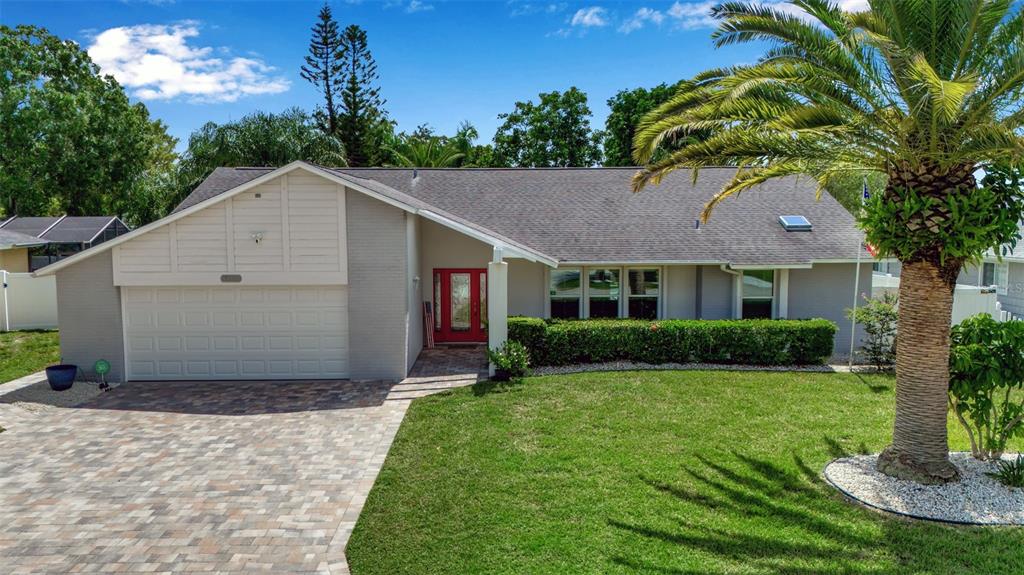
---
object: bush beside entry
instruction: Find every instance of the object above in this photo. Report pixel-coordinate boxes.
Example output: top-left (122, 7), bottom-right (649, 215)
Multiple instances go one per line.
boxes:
top-left (949, 314), bottom-right (1024, 461)
top-left (509, 317), bottom-right (837, 367)
top-left (487, 340), bottom-right (530, 381)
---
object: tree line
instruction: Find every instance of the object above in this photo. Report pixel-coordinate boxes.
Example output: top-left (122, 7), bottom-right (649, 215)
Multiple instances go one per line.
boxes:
top-left (1, 6), bottom-right (693, 227)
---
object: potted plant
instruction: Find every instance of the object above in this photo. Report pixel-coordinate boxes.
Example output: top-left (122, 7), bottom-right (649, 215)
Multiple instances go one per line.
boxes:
top-left (487, 340), bottom-right (530, 382)
top-left (45, 364), bottom-right (77, 391)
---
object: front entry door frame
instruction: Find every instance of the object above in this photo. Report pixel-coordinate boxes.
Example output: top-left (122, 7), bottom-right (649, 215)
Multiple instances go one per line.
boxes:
top-left (434, 268), bottom-right (487, 343)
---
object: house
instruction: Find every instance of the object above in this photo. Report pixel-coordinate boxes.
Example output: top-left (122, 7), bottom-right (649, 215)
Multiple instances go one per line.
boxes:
top-left (0, 228), bottom-right (48, 273)
top-left (958, 225), bottom-right (1024, 318)
top-left (0, 215), bottom-right (130, 271)
top-left (35, 161), bottom-right (870, 382)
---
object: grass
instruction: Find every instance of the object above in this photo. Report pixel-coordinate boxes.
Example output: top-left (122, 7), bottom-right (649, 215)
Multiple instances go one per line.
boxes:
top-left (347, 370), bottom-right (1024, 575)
top-left (0, 330), bottom-right (59, 384)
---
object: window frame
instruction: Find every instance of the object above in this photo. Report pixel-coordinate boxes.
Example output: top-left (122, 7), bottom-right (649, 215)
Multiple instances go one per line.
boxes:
top-left (546, 266), bottom-right (664, 320)
top-left (741, 269), bottom-right (776, 319)
top-left (548, 267), bottom-right (583, 319)
top-left (585, 267), bottom-right (622, 319)
top-left (625, 267), bottom-right (661, 320)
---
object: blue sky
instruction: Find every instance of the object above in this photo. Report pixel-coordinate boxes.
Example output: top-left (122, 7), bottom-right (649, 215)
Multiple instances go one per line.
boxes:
top-left (2, 1), bottom-right (788, 151)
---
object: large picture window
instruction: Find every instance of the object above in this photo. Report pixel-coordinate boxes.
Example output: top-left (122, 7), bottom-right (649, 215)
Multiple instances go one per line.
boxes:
top-left (742, 270), bottom-right (774, 319)
top-left (587, 268), bottom-right (620, 318)
top-left (627, 269), bottom-right (660, 319)
top-left (550, 268), bottom-right (581, 319)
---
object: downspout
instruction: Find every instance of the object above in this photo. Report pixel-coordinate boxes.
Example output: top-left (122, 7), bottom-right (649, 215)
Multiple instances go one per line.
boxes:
top-left (2, 270), bottom-right (8, 332)
top-left (720, 264), bottom-right (743, 319)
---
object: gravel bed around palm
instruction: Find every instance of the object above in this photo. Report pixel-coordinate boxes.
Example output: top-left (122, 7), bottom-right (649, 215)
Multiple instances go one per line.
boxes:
top-left (824, 452), bottom-right (1024, 525)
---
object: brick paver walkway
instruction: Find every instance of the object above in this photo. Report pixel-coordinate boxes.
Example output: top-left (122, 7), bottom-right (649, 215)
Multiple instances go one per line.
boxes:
top-left (0, 346), bottom-right (486, 575)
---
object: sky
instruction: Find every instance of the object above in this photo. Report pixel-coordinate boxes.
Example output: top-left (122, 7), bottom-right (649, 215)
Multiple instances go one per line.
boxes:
top-left (1, 1), bottom-right (849, 152)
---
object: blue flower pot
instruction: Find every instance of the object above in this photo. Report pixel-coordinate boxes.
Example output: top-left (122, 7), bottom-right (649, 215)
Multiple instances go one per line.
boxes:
top-left (45, 365), bottom-right (77, 391)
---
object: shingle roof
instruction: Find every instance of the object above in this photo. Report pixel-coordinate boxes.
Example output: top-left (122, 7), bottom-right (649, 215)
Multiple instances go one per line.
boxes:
top-left (0, 229), bottom-right (48, 249)
top-left (0, 216), bottom-right (63, 237)
top-left (0, 216), bottom-right (122, 243)
top-left (175, 166), bottom-right (867, 266)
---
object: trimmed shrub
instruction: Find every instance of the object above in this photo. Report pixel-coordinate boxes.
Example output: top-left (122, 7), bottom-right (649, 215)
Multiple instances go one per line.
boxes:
top-left (508, 316), bottom-right (548, 363)
top-left (507, 318), bottom-right (837, 367)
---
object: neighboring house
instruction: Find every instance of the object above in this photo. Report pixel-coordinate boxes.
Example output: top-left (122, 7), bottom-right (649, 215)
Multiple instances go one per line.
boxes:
top-left (0, 215), bottom-right (130, 271)
top-left (0, 228), bottom-right (48, 272)
top-left (36, 161), bottom-right (870, 382)
top-left (959, 224), bottom-right (1024, 318)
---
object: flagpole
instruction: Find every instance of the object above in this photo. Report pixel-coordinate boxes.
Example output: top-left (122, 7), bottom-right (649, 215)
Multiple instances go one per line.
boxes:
top-left (848, 176), bottom-right (868, 368)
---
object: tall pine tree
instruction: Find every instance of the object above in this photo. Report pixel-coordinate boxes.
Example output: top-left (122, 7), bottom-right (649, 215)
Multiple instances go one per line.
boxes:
top-left (337, 25), bottom-right (387, 167)
top-left (300, 4), bottom-right (343, 137)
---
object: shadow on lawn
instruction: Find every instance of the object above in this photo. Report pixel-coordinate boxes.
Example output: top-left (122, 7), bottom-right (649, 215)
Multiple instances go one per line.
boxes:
top-left (607, 447), bottom-right (999, 575)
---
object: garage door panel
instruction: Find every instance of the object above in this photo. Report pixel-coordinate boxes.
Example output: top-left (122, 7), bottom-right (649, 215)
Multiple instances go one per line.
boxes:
top-left (124, 286), bottom-right (349, 381)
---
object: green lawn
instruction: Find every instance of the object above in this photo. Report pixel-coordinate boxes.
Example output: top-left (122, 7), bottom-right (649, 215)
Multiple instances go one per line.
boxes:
top-left (0, 330), bottom-right (60, 384)
top-left (347, 370), bottom-right (1024, 575)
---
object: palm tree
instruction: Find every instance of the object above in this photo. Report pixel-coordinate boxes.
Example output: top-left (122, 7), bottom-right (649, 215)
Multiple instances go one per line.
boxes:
top-left (386, 137), bottom-right (465, 168)
top-left (633, 0), bottom-right (1024, 484)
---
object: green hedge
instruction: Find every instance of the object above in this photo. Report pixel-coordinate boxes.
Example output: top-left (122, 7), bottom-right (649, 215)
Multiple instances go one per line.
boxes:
top-left (508, 317), bottom-right (837, 366)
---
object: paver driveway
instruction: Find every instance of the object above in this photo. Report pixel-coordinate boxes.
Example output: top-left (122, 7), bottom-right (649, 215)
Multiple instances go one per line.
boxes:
top-left (0, 347), bottom-right (486, 575)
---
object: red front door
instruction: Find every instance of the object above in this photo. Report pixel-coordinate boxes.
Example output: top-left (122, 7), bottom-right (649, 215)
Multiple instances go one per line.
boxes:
top-left (433, 269), bottom-right (487, 343)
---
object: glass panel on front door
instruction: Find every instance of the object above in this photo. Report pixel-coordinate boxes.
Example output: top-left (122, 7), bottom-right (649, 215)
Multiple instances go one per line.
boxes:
top-left (450, 273), bottom-right (471, 332)
top-left (434, 269), bottom-right (488, 342)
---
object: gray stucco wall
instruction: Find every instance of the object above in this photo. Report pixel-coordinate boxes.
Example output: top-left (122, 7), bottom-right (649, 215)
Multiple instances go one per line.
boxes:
top-left (788, 262), bottom-right (871, 356)
top-left (55, 250), bottom-right (125, 381)
top-left (418, 218), bottom-right (546, 317)
top-left (698, 265), bottom-right (734, 319)
top-left (958, 263), bottom-right (983, 286)
top-left (508, 260), bottom-right (546, 317)
top-left (347, 189), bottom-right (410, 381)
top-left (665, 265), bottom-right (697, 319)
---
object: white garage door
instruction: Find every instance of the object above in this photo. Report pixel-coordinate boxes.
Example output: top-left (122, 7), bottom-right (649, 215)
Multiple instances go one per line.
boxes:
top-left (123, 286), bottom-right (348, 381)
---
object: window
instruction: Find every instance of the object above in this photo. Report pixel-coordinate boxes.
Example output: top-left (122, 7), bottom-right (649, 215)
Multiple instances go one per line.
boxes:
top-left (587, 268), bottom-right (620, 318)
top-left (627, 269), bottom-right (660, 319)
top-left (742, 270), bottom-right (774, 319)
top-left (480, 273), bottom-right (487, 330)
top-left (550, 268), bottom-right (581, 319)
top-left (983, 262), bottom-right (995, 286)
top-left (433, 272), bottom-right (441, 331)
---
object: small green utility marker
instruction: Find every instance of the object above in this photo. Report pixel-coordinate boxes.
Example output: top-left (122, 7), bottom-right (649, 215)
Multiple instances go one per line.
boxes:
top-left (94, 359), bottom-right (111, 390)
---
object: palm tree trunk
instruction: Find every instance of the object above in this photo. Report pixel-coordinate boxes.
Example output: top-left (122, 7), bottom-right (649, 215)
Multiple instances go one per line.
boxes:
top-left (876, 260), bottom-right (959, 484)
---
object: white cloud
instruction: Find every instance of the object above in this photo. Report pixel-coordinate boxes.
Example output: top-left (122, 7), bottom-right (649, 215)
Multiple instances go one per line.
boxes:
top-left (619, 7), bottom-right (666, 34)
top-left (406, 0), bottom-right (434, 13)
top-left (666, 1), bottom-right (717, 29)
top-left (86, 22), bottom-right (289, 103)
top-left (509, 1), bottom-right (567, 17)
top-left (664, 0), bottom-right (870, 30)
top-left (570, 6), bottom-right (608, 27)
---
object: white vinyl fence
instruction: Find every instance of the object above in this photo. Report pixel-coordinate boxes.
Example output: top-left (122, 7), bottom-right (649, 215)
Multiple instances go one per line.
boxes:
top-left (871, 273), bottom-right (1005, 325)
top-left (951, 285), bottom-right (1001, 324)
top-left (1, 270), bottom-right (58, 331)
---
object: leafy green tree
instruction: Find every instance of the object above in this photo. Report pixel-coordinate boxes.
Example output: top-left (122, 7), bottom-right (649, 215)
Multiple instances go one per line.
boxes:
top-left (301, 3), bottom-right (344, 136)
top-left (337, 24), bottom-right (389, 166)
top-left (385, 137), bottom-right (464, 168)
top-left (824, 171), bottom-right (887, 214)
top-left (494, 87), bottom-right (602, 167)
top-left (603, 83), bottom-right (680, 166)
top-left (383, 121), bottom-right (498, 168)
top-left (173, 108), bottom-right (346, 209)
top-left (633, 0), bottom-right (1024, 484)
top-left (0, 25), bottom-right (176, 219)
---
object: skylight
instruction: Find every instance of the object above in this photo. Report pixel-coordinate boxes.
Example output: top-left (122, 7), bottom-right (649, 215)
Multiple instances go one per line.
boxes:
top-left (779, 215), bottom-right (812, 231)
